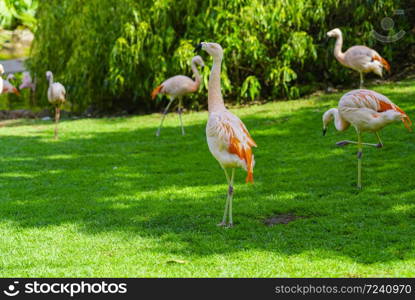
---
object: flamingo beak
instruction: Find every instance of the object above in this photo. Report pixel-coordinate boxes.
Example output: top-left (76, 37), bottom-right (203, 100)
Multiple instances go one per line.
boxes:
top-left (322, 128), bottom-right (327, 136)
top-left (194, 43), bottom-right (202, 53)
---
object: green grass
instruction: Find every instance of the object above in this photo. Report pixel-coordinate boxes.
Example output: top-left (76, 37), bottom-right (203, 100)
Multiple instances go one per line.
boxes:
top-left (1, 79), bottom-right (415, 277)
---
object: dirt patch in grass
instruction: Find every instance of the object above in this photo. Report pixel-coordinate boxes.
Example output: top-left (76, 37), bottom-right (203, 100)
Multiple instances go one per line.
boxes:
top-left (264, 214), bottom-right (303, 226)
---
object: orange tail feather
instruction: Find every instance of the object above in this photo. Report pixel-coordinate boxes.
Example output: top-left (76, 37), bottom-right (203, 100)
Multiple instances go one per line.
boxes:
top-left (392, 106), bottom-right (412, 131)
top-left (373, 55), bottom-right (390, 72)
top-left (246, 171), bottom-right (254, 183)
top-left (377, 100), bottom-right (412, 131)
top-left (381, 57), bottom-right (391, 72)
top-left (151, 85), bottom-right (163, 100)
top-left (229, 136), bottom-right (255, 183)
top-left (245, 147), bottom-right (254, 183)
top-left (13, 87), bottom-right (20, 96)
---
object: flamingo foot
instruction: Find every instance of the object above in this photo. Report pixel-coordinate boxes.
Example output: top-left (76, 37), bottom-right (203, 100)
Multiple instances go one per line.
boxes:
top-left (217, 221), bottom-right (227, 227)
top-left (227, 222), bottom-right (233, 228)
top-left (376, 143), bottom-right (383, 148)
top-left (336, 140), bottom-right (350, 147)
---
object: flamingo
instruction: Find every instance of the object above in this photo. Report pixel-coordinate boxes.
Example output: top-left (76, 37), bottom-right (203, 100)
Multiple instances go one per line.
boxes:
top-left (151, 55), bottom-right (205, 137)
top-left (322, 89), bottom-right (411, 189)
top-left (195, 42), bottom-right (257, 227)
top-left (2, 74), bottom-right (20, 96)
top-left (46, 71), bottom-right (66, 139)
top-left (19, 72), bottom-right (36, 92)
top-left (0, 64), bottom-right (4, 96)
top-left (327, 28), bottom-right (390, 88)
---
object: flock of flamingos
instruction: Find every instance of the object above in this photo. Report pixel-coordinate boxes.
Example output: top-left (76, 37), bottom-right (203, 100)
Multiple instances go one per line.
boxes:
top-left (0, 28), bottom-right (412, 227)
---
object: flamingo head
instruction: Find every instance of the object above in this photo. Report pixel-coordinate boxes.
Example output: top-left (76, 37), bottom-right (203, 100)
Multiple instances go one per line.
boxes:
top-left (195, 42), bottom-right (223, 60)
top-left (192, 55), bottom-right (205, 68)
top-left (46, 71), bottom-right (53, 81)
top-left (327, 28), bottom-right (341, 38)
top-left (7, 74), bottom-right (15, 81)
top-left (0, 64), bottom-right (4, 75)
top-left (322, 108), bottom-right (335, 136)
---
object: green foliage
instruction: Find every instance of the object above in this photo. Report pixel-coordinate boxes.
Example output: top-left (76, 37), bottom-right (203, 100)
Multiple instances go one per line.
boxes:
top-left (0, 0), bottom-right (37, 30)
top-left (28, 0), bottom-right (414, 113)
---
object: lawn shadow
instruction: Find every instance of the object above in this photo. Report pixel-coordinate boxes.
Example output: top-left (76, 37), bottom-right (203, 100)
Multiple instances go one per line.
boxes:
top-left (0, 87), bottom-right (415, 267)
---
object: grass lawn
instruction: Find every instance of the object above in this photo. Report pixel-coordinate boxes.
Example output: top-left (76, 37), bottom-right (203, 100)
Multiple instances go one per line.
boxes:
top-left (0, 79), bottom-right (415, 277)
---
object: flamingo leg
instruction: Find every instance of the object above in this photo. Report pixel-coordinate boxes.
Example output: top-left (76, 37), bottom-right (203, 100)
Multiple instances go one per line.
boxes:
top-left (336, 140), bottom-right (382, 148)
top-left (375, 132), bottom-right (383, 147)
top-left (359, 72), bottom-right (364, 89)
top-left (357, 131), bottom-right (363, 189)
top-left (218, 167), bottom-right (231, 227)
top-left (156, 97), bottom-right (174, 137)
top-left (228, 168), bottom-right (235, 227)
top-left (177, 97), bottom-right (185, 135)
top-left (54, 106), bottom-right (60, 140)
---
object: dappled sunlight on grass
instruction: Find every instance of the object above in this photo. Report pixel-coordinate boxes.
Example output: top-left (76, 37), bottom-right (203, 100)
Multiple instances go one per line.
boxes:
top-left (0, 79), bottom-right (414, 276)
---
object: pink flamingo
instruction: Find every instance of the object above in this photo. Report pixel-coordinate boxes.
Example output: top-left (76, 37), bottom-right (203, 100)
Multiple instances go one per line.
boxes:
top-left (151, 56), bottom-right (204, 136)
top-left (323, 89), bottom-right (411, 188)
top-left (46, 71), bottom-right (66, 139)
top-left (195, 42), bottom-right (257, 227)
top-left (19, 72), bottom-right (36, 92)
top-left (2, 74), bottom-right (20, 96)
top-left (327, 28), bottom-right (390, 88)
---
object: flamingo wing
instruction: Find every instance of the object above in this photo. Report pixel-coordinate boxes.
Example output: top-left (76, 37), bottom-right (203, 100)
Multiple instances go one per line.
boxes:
top-left (161, 75), bottom-right (196, 96)
top-left (207, 111), bottom-right (257, 183)
top-left (345, 90), bottom-right (412, 130)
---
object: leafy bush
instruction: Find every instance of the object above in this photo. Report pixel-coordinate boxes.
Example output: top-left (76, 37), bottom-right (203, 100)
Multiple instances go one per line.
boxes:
top-left (0, 0), bottom-right (37, 30)
top-left (28, 0), bottom-right (414, 113)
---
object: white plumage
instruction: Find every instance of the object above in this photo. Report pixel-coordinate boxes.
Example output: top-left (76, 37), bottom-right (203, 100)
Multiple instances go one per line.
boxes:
top-left (196, 42), bottom-right (256, 227)
top-left (323, 89), bottom-right (411, 188)
top-left (46, 71), bottom-right (66, 139)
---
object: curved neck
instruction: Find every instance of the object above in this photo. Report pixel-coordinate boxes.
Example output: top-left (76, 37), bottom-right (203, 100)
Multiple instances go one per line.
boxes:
top-left (191, 61), bottom-right (201, 88)
top-left (48, 74), bottom-right (54, 87)
top-left (333, 33), bottom-right (346, 64)
top-left (208, 56), bottom-right (226, 112)
top-left (326, 108), bottom-right (349, 131)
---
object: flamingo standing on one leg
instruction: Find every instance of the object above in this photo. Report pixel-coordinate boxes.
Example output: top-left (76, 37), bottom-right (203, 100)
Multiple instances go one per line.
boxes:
top-left (46, 71), bottom-right (66, 139)
top-left (195, 42), bottom-right (257, 227)
top-left (322, 89), bottom-right (411, 189)
top-left (327, 28), bottom-right (390, 88)
top-left (2, 74), bottom-right (20, 95)
top-left (151, 55), bottom-right (205, 137)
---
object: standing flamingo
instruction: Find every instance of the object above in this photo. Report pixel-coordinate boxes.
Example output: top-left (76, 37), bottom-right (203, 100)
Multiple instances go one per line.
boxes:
top-left (0, 64), bottom-right (3, 95)
top-left (2, 74), bottom-right (20, 95)
top-left (151, 55), bottom-right (205, 136)
top-left (46, 71), bottom-right (66, 139)
top-left (20, 72), bottom-right (37, 106)
top-left (195, 42), bottom-right (257, 227)
top-left (327, 28), bottom-right (390, 88)
top-left (322, 89), bottom-right (411, 189)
